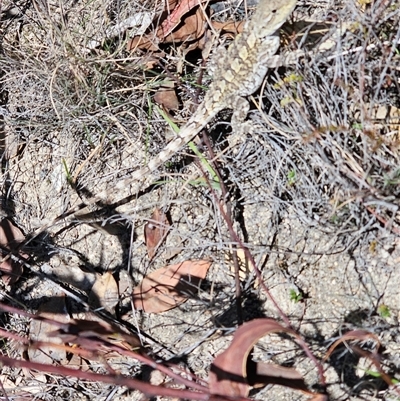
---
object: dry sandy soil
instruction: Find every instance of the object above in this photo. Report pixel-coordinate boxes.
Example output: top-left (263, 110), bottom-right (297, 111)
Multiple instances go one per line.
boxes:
top-left (0, 0), bottom-right (399, 400)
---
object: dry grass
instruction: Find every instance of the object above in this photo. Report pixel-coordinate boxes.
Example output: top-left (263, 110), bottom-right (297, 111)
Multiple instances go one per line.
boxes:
top-left (0, 0), bottom-right (399, 400)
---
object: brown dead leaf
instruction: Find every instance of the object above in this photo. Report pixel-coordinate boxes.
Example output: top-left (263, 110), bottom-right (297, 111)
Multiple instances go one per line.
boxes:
top-left (67, 353), bottom-right (91, 371)
top-left (49, 316), bottom-right (143, 353)
top-left (127, 0), bottom-right (206, 52)
top-left (0, 218), bottom-right (27, 285)
top-left (211, 20), bottom-right (244, 36)
top-left (127, 32), bottom-right (160, 52)
top-left (126, 0), bottom-right (177, 52)
top-left (154, 81), bottom-right (180, 112)
top-left (164, 7), bottom-right (205, 43)
top-left (126, 0), bottom-right (246, 66)
top-left (324, 330), bottom-right (381, 364)
top-left (323, 330), bottom-right (393, 388)
top-left (28, 294), bottom-right (70, 365)
top-left (132, 260), bottom-right (211, 313)
top-left (89, 271), bottom-right (119, 315)
top-left (159, 0), bottom-right (208, 38)
top-left (209, 319), bottom-right (320, 398)
top-left (145, 208), bottom-right (171, 260)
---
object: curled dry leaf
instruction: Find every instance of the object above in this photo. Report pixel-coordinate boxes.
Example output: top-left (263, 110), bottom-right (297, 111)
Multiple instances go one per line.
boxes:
top-left (160, 2), bottom-right (206, 43)
top-left (154, 81), bottom-right (180, 112)
top-left (145, 208), bottom-right (171, 260)
top-left (126, 0), bottom-right (246, 63)
top-left (89, 271), bottom-right (119, 315)
top-left (132, 260), bottom-right (211, 313)
top-left (158, 0), bottom-right (208, 38)
top-left (0, 218), bottom-right (27, 285)
top-left (209, 319), bottom-right (322, 398)
top-left (323, 330), bottom-right (392, 385)
top-left (49, 316), bottom-right (143, 353)
top-left (211, 20), bottom-right (244, 36)
top-left (127, 0), bottom-right (206, 52)
top-left (324, 329), bottom-right (381, 363)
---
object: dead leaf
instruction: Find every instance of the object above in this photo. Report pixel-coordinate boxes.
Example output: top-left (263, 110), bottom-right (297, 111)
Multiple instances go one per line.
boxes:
top-left (145, 208), bottom-right (171, 260)
top-left (209, 319), bottom-right (320, 398)
top-left (28, 294), bottom-right (70, 365)
top-left (211, 20), bottom-right (244, 35)
top-left (164, 7), bottom-right (205, 43)
top-left (0, 218), bottom-right (27, 285)
top-left (126, 0), bottom-right (245, 67)
top-left (126, 0), bottom-right (178, 52)
top-left (127, 0), bottom-right (206, 52)
top-left (154, 81), bottom-right (180, 112)
top-left (49, 316), bottom-right (142, 353)
top-left (158, 0), bottom-right (208, 38)
top-left (89, 271), bottom-right (119, 315)
top-left (132, 260), bottom-right (211, 313)
top-left (323, 330), bottom-right (394, 388)
top-left (324, 330), bottom-right (381, 363)
top-left (67, 353), bottom-right (91, 371)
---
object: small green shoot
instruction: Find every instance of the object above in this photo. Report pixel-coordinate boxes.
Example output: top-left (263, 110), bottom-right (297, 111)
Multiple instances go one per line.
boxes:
top-left (287, 169), bottom-right (296, 186)
top-left (330, 214), bottom-right (339, 224)
top-left (184, 177), bottom-right (221, 190)
top-left (289, 289), bottom-right (303, 303)
top-left (273, 73), bottom-right (303, 89)
top-left (83, 125), bottom-right (95, 148)
top-left (384, 168), bottom-right (400, 187)
top-left (377, 304), bottom-right (391, 319)
top-left (156, 105), bottom-right (220, 188)
top-left (352, 122), bottom-right (363, 130)
top-left (363, 369), bottom-right (399, 385)
top-left (62, 159), bottom-right (73, 185)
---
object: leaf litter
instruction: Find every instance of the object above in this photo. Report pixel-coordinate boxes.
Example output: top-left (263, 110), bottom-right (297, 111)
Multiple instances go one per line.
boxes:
top-left (144, 208), bottom-right (171, 260)
top-left (132, 260), bottom-right (211, 313)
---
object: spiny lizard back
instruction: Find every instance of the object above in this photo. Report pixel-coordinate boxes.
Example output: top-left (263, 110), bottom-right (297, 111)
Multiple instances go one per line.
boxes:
top-left (80, 0), bottom-right (297, 211)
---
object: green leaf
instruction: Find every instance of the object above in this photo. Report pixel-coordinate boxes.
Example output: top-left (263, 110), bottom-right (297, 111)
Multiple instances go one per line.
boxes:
top-left (287, 169), bottom-right (296, 186)
top-left (377, 304), bottom-right (391, 319)
top-left (62, 159), bottom-right (73, 184)
top-left (289, 289), bottom-right (303, 303)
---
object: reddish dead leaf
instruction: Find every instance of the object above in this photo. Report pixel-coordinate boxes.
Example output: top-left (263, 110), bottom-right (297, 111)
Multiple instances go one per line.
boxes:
top-left (132, 260), bottom-right (211, 313)
top-left (159, 0), bottom-right (208, 38)
top-left (209, 319), bottom-right (320, 398)
top-left (323, 330), bottom-right (395, 388)
top-left (144, 208), bottom-right (170, 260)
top-left (127, 0), bottom-right (206, 52)
top-left (164, 6), bottom-right (205, 45)
top-left (126, 0), bottom-right (177, 51)
top-left (126, 0), bottom-right (245, 60)
top-left (0, 218), bottom-right (27, 285)
top-left (89, 271), bottom-right (119, 315)
top-left (324, 330), bottom-right (381, 362)
top-left (49, 316), bottom-right (143, 353)
top-left (127, 31), bottom-right (159, 52)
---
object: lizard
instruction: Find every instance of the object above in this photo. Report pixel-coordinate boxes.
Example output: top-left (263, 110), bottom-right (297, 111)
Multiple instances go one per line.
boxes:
top-left (41, 0), bottom-right (298, 231)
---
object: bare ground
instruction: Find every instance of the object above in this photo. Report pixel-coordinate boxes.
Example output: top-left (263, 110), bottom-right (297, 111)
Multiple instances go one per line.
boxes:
top-left (0, 0), bottom-right (399, 400)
